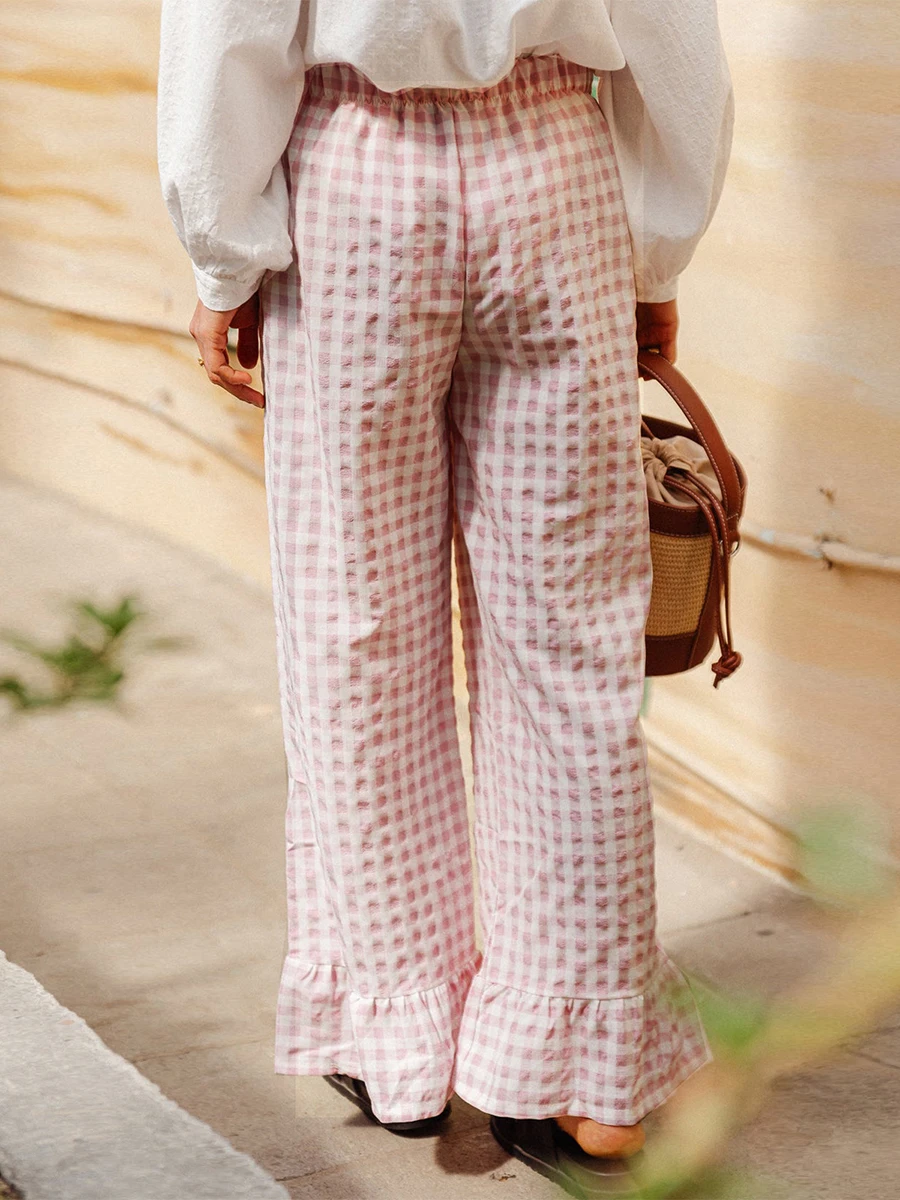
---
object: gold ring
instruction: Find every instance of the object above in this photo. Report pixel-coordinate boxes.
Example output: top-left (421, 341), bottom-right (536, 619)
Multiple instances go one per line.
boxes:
top-left (197, 358), bottom-right (205, 367)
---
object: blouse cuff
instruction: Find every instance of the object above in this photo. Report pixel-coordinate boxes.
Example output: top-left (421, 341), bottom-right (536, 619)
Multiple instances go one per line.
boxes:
top-left (192, 264), bottom-right (265, 313)
top-left (635, 275), bottom-right (680, 304)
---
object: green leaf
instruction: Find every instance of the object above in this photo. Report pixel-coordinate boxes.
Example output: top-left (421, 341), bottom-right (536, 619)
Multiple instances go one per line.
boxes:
top-left (0, 677), bottom-right (60, 710)
top-left (664, 1165), bottom-right (797, 1200)
top-left (689, 979), bottom-right (768, 1059)
top-left (794, 801), bottom-right (893, 907)
top-left (74, 595), bottom-right (144, 638)
top-left (33, 635), bottom-right (103, 676)
top-left (71, 662), bottom-right (125, 698)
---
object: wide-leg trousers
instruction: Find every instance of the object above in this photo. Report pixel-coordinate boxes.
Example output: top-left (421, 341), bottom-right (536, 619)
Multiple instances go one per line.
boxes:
top-left (258, 51), bottom-right (713, 1127)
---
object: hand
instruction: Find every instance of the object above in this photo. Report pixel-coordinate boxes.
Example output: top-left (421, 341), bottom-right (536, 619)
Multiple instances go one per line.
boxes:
top-left (636, 298), bottom-right (678, 365)
top-left (190, 294), bottom-right (264, 408)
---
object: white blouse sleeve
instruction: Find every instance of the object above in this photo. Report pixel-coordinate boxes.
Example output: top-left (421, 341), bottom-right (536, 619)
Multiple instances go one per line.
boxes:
top-left (156, 0), bottom-right (306, 311)
top-left (598, 0), bottom-right (735, 303)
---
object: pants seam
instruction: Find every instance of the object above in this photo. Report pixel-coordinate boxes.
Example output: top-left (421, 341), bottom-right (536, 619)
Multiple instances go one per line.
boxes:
top-left (474, 957), bottom-right (668, 1003)
top-left (284, 955), bottom-right (482, 1001)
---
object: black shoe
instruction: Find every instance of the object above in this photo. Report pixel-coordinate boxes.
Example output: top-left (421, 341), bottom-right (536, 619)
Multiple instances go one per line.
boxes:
top-left (323, 1073), bottom-right (452, 1135)
top-left (489, 1115), bottom-right (645, 1199)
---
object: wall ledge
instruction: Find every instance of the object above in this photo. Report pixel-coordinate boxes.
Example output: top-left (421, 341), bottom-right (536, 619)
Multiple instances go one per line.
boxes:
top-left (646, 734), bottom-right (812, 894)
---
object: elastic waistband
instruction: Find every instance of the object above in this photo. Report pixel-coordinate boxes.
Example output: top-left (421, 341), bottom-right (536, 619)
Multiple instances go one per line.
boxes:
top-left (303, 53), bottom-right (596, 107)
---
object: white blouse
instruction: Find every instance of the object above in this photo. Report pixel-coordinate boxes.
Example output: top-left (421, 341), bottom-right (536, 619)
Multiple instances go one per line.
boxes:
top-left (157, 0), bottom-right (735, 311)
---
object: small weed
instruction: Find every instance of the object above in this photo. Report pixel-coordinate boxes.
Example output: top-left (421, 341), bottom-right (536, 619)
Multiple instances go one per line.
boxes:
top-left (0, 594), bottom-right (190, 712)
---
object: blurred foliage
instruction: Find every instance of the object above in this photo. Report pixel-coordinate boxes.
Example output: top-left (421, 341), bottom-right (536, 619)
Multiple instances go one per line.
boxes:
top-left (0, 594), bottom-right (190, 712)
top-left (614, 792), bottom-right (899, 1200)
top-left (689, 980), bottom-right (769, 1062)
top-left (793, 800), bottom-right (894, 912)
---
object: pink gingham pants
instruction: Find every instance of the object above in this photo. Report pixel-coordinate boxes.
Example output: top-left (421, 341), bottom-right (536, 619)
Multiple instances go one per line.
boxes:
top-left (259, 52), bottom-right (713, 1126)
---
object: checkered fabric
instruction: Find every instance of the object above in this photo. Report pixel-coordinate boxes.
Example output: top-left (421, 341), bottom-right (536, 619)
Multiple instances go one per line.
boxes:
top-left (260, 51), bottom-right (713, 1126)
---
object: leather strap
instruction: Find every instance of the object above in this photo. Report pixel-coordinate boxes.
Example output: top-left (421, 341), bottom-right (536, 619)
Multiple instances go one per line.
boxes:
top-left (663, 469), bottom-right (743, 687)
top-left (637, 348), bottom-right (742, 543)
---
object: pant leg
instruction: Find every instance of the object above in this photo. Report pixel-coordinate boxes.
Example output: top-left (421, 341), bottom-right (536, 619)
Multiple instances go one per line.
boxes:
top-left (446, 55), bottom-right (714, 1125)
top-left (259, 63), bottom-right (481, 1123)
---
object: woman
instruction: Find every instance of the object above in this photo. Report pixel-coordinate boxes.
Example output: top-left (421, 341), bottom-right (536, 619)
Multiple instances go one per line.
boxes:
top-left (157, 1), bottom-right (734, 1192)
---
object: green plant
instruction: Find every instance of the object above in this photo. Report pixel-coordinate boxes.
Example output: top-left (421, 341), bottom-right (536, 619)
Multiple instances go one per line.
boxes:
top-left (0, 594), bottom-right (188, 711)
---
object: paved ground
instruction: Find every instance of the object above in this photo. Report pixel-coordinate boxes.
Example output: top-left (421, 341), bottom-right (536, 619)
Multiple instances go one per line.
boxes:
top-left (0, 949), bottom-right (289, 1200)
top-left (0, 468), bottom-right (897, 1200)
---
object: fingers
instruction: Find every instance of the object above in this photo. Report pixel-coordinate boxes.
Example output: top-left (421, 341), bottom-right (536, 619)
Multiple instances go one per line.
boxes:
top-left (637, 336), bottom-right (677, 366)
top-left (635, 300), bottom-right (678, 366)
top-left (199, 341), bottom-right (264, 408)
top-left (236, 322), bottom-right (259, 370)
top-left (190, 299), bottom-right (265, 408)
top-left (213, 357), bottom-right (264, 407)
top-left (220, 380), bottom-right (265, 408)
top-left (233, 294), bottom-right (260, 369)
top-left (209, 362), bottom-right (264, 408)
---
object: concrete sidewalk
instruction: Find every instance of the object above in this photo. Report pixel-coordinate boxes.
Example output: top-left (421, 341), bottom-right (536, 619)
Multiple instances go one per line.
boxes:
top-left (0, 468), bottom-right (897, 1200)
top-left (0, 950), bottom-right (289, 1200)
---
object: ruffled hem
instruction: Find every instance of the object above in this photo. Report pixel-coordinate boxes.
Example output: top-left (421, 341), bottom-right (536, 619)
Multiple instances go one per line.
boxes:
top-left (274, 954), bottom-right (482, 1123)
top-left (452, 948), bottom-right (714, 1126)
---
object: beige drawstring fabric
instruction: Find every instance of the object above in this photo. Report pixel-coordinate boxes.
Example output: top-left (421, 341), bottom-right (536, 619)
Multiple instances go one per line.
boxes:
top-left (641, 434), bottom-right (723, 506)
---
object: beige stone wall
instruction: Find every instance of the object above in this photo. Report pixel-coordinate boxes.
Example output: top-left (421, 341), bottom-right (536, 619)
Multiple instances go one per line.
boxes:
top-left (0, 0), bottom-right (270, 583)
top-left (1, 1), bottom-right (897, 878)
top-left (639, 0), bottom-right (900, 876)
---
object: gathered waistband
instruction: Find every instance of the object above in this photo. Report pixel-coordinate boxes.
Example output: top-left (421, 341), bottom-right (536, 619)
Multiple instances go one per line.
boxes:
top-left (303, 53), bottom-right (596, 107)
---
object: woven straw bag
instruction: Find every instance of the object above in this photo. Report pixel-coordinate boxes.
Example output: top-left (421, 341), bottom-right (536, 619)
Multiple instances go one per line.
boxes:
top-left (636, 348), bottom-right (747, 688)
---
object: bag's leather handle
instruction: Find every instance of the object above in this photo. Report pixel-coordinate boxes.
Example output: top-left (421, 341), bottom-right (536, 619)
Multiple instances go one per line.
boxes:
top-left (637, 348), bottom-right (742, 539)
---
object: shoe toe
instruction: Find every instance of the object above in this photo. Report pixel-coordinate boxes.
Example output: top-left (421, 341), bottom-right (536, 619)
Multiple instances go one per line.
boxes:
top-left (490, 1115), bottom-right (641, 1198)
